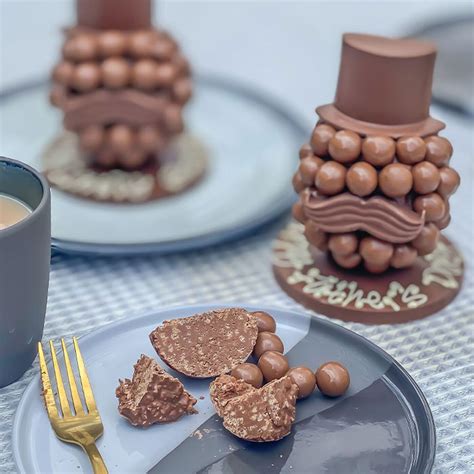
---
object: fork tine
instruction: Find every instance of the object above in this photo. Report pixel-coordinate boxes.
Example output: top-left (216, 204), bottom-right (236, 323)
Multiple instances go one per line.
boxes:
top-left (49, 340), bottom-right (72, 417)
top-left (73, 337), bottom-right (97, 413)
top-left (61, 338), bottom-right (85, 415)
top-left (38, 342), bottom-right (59, 420)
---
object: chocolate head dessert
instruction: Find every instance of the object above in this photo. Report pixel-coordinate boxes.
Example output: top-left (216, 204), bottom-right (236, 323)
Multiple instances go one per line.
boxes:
top-left (210, 374), bottom-right (298, 442)
top-left (293, 33), bottom-right (460, 274)
top-left (46, 0), bottom-right (206, 203)
top-left (149, 308), bottom-right (258, 378)
top-left (116, 354), bottom-right (197, 427)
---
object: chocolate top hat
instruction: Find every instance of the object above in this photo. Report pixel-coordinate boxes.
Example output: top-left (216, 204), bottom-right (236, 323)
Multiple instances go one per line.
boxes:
top-left (317, 33), bottom-right (445, 137)
top-left (77, 0), bottom-right (152, 30)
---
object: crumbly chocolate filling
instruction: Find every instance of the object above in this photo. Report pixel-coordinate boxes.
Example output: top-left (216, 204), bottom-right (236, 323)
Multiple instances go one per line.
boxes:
top-left (116, 354), bottom-right (197, 427)
top-left (210, 375), bottom-right (298, 442)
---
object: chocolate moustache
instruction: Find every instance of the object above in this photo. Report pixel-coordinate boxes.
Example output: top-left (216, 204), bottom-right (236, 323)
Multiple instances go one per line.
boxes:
top-left (63, 89), bottom-right (167, 130)
top-left (302, 191), bottom-right (425, 244)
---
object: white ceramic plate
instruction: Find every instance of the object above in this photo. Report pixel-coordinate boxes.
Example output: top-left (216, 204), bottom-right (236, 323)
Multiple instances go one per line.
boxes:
top-left (0, 77), bottom-right (307, 255)
top-left (13, 304), bottom-right (435, 474)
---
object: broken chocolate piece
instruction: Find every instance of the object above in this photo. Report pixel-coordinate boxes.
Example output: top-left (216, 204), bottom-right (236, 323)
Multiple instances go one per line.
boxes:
top-left (209, 374), bottom-right (255, 417)
top-left (210, 375), bottom-right (298, 442)
top-left (116, 354), bottom-right (197, 427)
top-left (149, 308), bottom-right (258, 378)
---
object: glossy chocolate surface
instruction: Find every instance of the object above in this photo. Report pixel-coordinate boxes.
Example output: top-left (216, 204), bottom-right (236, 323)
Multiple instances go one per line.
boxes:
top-left (316, 361), bottom-right (350, 397)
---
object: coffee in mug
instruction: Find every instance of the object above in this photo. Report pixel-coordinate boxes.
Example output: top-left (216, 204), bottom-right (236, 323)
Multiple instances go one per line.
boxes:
top-left (0, 193), bottom-right (32, 230)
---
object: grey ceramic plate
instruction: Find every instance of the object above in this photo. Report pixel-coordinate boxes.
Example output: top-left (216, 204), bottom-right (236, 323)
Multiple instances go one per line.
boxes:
top-left (13, 304), bottom-right (435, 473)
top-left (0, 76), bottom-right (307, 256)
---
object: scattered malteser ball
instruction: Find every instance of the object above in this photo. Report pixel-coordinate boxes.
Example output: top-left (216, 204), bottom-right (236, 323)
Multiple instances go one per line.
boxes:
top-left (119, 148), bottom-right (148, 170)
top-left (258, 351), bottom-right (289, 382)
top-left (360, 236), bottom-right (394, 266)
top-left (253, 332), bottom-right (284, 359)
top-left (137, 126), bottom-right (162, 152)
top-left (396, 136), bottom-right (426, 164)
top-left (101, 58), bottom-right (130, 89)
top-left (128, 30), bottom-right (156, 57)
top-left (64, 34), bottom-right (98, 62)
top-left (230, 363), bottom-right (263, 388)
top-left (412, 161), bottom-right (440, 195)
top-left (287, 367), bottom-right (316, 399)
top-left (304, 221), bottom-right (328, 251)
top-left (364, 260), bottom-right (390, 273)
top-left (52, 61), bottom-right (74, 85)
top-left (79, 125), bottom-right (104, 152)
top-left (151, 38), bottom-right (176, 61)
top-left (310, 124), bottom-right (336, 156)
top-left (425, 136), bottom-right (453, 167)
top-left (411, 223), bottom-right (439, 255)
top-left (316, 362), bottom-right (350, 397)
top-left (156, 63), bottom-right (177, 87)
top-left (71, 63), bottom-right (101, 92)
top-left (132, 59), bottom-right (157, 90)
top-left (251, 311), bottom-right (276, 333)
top-left (299, 144), bottom-right (313, 160)
top-left (292, 172), bottom-right (305, 193)
top-left (390, 244), bottom-right (418, 269)
top-left (291, 201), bottom-right (306, 224)
top-left (328, 130), bottom-right (361, 163)
top-left (361, 136), bottom-right (395, 166)
top-left (333, 252), bottom-right (361, 269)
top-left (315, 161), bottom-right (346, 195)
top-left (379, 163), bottom-right (413, 198)
top-left (164, 104), bottom-right (184, 133)
top-left (173, 78), bottom-right (192, 104)
top-left (437, 167), bottom-right (460, 198)
top-left (98, 31), bottom-right (128, 57)
top-left (346, 162), bottom-right (377, 197)
top-left (413, 193), bottom-right (446, 222)
top-left (328, 233), bottom-right (358, 257)
top-left (107, 125), bottom-right (134, 153)
top-left (299, 156), bottom-right (324, 186)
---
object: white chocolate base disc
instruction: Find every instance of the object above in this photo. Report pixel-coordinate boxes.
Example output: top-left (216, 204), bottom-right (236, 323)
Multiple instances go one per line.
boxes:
top-left (41, 132), bottom-right (208, 203)
top-left (273, 222), bottom-right (464, 324)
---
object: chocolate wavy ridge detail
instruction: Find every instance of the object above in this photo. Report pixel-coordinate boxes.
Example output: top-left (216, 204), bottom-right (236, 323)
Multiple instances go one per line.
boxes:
top-left (302, 191), bottom-right (425, 244)
top-left (63, 89), bottom-right (167, 130)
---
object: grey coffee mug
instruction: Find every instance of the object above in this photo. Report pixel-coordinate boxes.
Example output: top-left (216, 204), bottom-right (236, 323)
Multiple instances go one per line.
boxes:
top-left (0, 157), bottom-right (51, 387)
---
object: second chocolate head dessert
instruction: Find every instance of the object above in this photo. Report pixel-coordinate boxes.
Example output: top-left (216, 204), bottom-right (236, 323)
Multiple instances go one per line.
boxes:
top-left (50, 0), bottom-right (191, 172)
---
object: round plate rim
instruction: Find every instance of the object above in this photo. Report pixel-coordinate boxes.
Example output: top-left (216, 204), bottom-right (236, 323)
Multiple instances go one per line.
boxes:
top-left (0, 75), bottom-right (307, 256)
top-left (12, 303), bottom-right (436, 473)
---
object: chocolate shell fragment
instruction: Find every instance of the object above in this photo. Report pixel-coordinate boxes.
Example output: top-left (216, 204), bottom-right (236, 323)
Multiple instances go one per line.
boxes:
top-left (210, 374), bottom-right (298, 442)
top-left (116, 355), bottom-right (197, 427)
top-left (149, 308), bottom-right (258, 378)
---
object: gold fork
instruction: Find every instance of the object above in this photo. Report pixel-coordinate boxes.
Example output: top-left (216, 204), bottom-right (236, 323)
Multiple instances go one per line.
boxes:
top-left (38, 337), bottom-right (108, 474)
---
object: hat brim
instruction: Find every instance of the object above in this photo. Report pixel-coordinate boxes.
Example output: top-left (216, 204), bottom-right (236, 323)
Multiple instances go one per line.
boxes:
top-left (316, 104), bottom-right (445, 138)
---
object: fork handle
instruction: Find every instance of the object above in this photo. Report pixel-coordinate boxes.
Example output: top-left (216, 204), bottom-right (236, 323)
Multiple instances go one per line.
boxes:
top-left (83, 443), bottom-right (108, 474)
